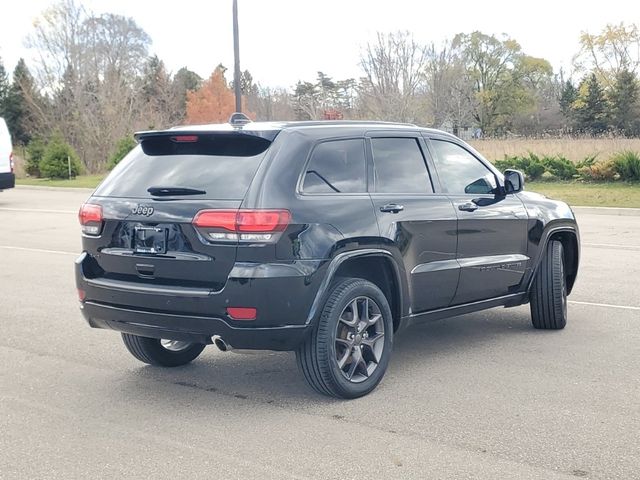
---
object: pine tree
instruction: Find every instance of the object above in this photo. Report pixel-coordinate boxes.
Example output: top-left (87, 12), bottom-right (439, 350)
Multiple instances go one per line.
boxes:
top-left (558, 80), bottom-right (578, 125)
top-left (0, 57), bottom-right (12, 120)
top-left (575, 74), bottom-right (608, 135)
top-left (608, 69), bottom-right (640, 136)
top-left (10, 58), bottom-right (38, 144)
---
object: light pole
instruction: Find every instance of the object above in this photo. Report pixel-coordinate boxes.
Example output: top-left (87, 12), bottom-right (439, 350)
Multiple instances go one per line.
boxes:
top-left (232, 0), bottom-right (242, 113)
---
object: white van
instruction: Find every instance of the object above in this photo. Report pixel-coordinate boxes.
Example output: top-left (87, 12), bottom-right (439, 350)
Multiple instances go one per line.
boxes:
top-left (0, 117), bottom-right (15, 190)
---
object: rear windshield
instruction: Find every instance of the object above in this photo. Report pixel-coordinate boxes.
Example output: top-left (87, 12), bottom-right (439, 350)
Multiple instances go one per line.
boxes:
top-left (94, 141), bottom-right (269, 200)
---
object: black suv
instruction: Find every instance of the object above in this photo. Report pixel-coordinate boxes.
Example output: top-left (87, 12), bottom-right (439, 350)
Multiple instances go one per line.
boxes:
top-left (76, 119), bottom-right (579, 398)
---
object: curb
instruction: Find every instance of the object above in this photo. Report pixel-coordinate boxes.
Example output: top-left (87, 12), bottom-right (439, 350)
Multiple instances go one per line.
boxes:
top-left (15, 185), bottom-right (95, 193)
top-left (572, 206), bottom-right (640, 216)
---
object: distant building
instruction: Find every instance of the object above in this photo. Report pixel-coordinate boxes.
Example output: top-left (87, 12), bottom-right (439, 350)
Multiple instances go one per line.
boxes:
top-left (439, 120), bottom-right (480, 141)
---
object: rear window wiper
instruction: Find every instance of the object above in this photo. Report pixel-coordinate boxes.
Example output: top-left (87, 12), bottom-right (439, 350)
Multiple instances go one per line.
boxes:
top-left (147, 186), bottom-right (207, 196)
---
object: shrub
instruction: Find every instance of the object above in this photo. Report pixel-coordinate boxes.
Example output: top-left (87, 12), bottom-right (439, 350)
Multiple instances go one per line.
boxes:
top-left (575, 154), bottom-right (598, 170)
top-left (611, 151), bottom-right (640, 181)
top-left (108, 135), bottom-right (137, 170)
top-left (25, 137), bottom-right (46, 177)
top-left (39, 133), bottom-right (82, 179)
top-left (578, 160), bottom-right (617, 181)
top-left (494, 153), bottom-right (545, 180)
top-left (541, 155), bottom-right (578, 180)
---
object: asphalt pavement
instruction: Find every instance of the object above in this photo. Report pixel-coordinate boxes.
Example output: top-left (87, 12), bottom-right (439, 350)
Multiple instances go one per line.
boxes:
top-left (1, 186), bottom-right (639, 480)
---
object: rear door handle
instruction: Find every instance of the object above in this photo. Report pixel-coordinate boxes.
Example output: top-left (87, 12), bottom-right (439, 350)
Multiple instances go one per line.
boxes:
top-left (458, 202), bottom-right (478, 212)
top-left (380, 204), bottom-right (404, 213)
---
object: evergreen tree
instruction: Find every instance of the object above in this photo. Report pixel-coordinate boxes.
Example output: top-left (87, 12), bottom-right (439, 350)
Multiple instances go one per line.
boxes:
top-left (0, 57), bottom-right (12, 120)
top-left (608, 69), bottom-right (640, 136)
top-left (559, 80), bottom-right (578, 125)
top-left (10, 59), bottom-right (38, 144)
top-left (576, 74), bottom-right (608, 135)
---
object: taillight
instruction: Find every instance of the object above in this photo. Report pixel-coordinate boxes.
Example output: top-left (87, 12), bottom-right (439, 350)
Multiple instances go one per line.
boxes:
top-left (9, 152), bottom-right (14, 173)
top-left (192, 209), bottom-right (291, 242)
top-left (78, 203), bottom-right (103, 235)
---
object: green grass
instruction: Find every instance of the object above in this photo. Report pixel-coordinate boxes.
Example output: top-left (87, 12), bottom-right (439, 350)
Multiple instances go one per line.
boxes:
top-left (16, 174), bottom-right (105, 189)
top-left (527, 181), bottom-right (640, 208)
top-left (15, 175), bottom-right (640, 208)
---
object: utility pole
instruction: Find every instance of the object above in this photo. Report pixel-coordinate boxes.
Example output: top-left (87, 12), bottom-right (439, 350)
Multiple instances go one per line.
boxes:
top-left (232, 0), bottom-right (242, 112)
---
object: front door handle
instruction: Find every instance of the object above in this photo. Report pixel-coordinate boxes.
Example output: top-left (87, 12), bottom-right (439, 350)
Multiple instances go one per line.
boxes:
top-left (458, 202), bottom-right (478, 212)
top-left (380, 204), bottom-right (404, 213)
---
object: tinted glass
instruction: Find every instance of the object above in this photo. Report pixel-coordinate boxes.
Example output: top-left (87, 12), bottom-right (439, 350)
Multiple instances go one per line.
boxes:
top-left (371, 138), bottom-right (432, 193)
top-left (94, 145), bottom-right (266, 199)
top-left (302, 139), bottom-right (366, 194)
top-left (430, 140), bottom-right (497, 194)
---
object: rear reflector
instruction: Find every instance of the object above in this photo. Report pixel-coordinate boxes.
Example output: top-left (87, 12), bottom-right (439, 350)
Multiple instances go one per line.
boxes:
top-left (78, 203), bottom-right (103, 235)
top-left (226, 307), bottom-right (257, 321)
top-left (77, 288), bottom-right (86, 302)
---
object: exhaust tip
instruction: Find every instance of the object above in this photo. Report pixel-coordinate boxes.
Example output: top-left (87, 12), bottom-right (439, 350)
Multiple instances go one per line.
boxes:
top-left (212, 335), bottom-right (230, 352)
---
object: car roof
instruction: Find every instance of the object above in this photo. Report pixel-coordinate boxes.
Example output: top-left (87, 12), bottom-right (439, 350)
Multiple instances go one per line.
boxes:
top-left (134, 120), bottom-right (461, 145)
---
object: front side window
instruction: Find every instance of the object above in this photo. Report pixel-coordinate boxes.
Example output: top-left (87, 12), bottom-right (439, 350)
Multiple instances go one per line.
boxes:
top-left (430, 140), bottom-right (497, 195)
top-left (302, 139), bottom-right (366, 194)
top-left (371, 138), bottom-right (433, 193)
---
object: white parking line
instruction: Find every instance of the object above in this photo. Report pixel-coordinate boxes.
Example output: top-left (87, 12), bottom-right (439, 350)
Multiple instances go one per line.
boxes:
top-left (0, 245), bottom-right (77, 256)
top-left (0, 207), bottom-right (76, 214)
top-left (569, 300), bottom-right (640, 311)
top-left (583, 242), bottom-right (640, 250)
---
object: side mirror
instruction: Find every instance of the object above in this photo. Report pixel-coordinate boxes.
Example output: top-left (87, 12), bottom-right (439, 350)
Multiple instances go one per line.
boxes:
top-left (504, 169), bottom-right (524, 194)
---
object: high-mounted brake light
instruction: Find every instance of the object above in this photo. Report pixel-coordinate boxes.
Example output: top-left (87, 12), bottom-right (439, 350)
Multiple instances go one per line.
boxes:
top-left (78, 203), bottom-right (103, 235)
top-left (170, 135), bottom-right (199, 143)
top-left (192, 209), bottom-right (291, 242)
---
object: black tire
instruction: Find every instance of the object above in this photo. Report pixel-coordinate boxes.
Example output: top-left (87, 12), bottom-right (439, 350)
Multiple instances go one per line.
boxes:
top-left (530, 240), bottom-right (567, 329)
top-left (121, 333), bottom-right (206, 367)
top-left (297, 278), bottom-right (393, 399)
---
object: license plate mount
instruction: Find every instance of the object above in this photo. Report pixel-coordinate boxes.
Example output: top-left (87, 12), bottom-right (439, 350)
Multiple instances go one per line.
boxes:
top-left (134, 226), bottom-right (167, 254)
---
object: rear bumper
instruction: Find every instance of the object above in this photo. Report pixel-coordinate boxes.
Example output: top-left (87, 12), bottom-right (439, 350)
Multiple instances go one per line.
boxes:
top-left (80, 301), bottom-right (310, 350)
top-left (0, 172), bottom-right (15, 190)
top-left (75, 252), bottom-right (324, 351)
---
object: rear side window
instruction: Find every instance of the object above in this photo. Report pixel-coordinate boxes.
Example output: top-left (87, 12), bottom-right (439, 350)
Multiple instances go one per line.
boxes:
top-left (371, 138), bottom-right (433, 193)
top-left (94, 137), bottom-right (269, 200)
top-left (302, 139), bottom-right (366, 194)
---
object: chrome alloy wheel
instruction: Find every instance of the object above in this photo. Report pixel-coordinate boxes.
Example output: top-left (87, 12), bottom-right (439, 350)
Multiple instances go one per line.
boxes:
top-left (334, 296), bottom-right (385, 383)
top-left (160, 339), bottom-right (193, 352)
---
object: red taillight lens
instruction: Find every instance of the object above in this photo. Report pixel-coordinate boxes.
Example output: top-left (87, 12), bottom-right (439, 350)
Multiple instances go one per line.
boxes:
top-left (236, 210), bottom-right (291, 232)
top-left (193, 210), bottom-right (238, 231)
top-left (78, 203), bottom-right (103, 235)
top-left (9, 152), bottom-right (14, 173)
top-left (226, 307), bottom-right (257, 320)
top-left (192, 209), bottom-right (290, 242)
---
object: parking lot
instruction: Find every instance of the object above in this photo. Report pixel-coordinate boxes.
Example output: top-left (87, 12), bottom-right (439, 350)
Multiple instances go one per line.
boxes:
top-left (1, 186), bottom-right (639, 479)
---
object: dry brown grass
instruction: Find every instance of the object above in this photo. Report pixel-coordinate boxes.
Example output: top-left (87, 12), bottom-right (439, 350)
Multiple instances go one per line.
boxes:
top-left (469, 137), bottom-right (640, 163)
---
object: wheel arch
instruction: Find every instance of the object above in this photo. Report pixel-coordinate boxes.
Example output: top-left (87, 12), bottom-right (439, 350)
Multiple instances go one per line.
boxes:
top-left (306, 249), bottom-right (407, 331)
top-left (529, 226), bottom-right (580, 295)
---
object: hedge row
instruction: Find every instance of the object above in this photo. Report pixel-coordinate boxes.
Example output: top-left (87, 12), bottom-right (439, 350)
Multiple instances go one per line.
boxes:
top-left (493, 151), bottom-right (640, 182)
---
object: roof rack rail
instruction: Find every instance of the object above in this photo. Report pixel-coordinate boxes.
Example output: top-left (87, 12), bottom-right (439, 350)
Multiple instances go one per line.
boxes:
top-left (229, 112), bottom-right (252, 127)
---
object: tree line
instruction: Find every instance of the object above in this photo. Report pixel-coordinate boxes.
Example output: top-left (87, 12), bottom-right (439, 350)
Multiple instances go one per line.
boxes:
top-left (0, 0), bottom-right (638, 174)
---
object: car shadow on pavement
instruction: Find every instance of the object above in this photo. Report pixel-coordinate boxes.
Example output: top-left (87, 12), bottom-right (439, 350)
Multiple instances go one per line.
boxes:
top-left (111, 306), bottom-right (536, 407)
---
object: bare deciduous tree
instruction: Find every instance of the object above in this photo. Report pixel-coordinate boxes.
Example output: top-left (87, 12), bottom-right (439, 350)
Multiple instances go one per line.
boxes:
top-left (358, 31), bottom-right (428, 123)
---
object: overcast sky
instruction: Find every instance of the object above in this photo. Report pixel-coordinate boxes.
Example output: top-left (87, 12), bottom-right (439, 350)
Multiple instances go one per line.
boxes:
top-left (1, 0), bottom-right (639, 87)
